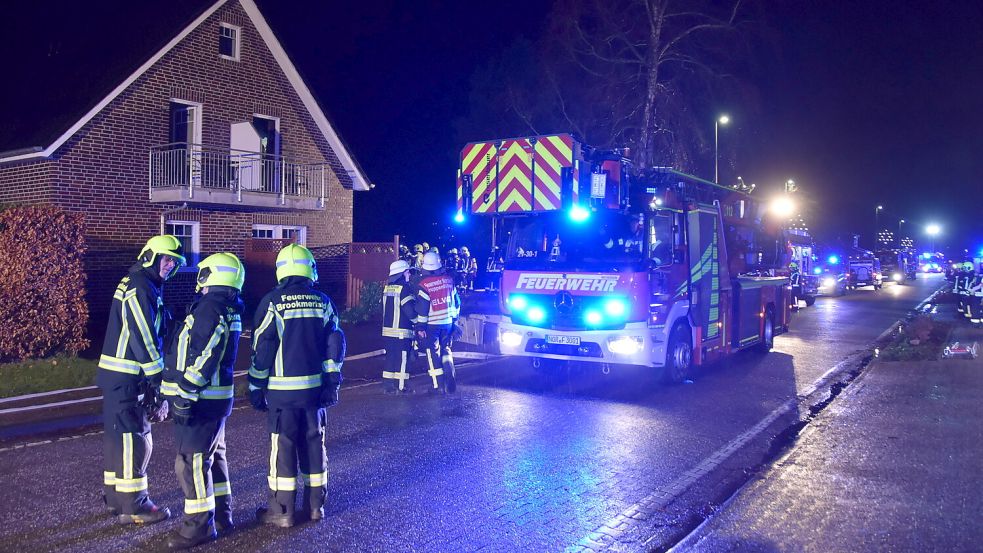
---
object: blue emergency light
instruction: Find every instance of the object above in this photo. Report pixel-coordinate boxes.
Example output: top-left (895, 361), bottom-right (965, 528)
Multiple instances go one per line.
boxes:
top-left (828, 255), bottom-right (839, 265)
top-left (569, 205), bottom-right (590, 223)
top-left (454, 211), bottom-right (465, 224)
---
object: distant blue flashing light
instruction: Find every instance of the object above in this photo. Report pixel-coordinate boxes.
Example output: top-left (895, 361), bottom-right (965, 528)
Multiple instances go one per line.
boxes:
top-left (569, 205), bottom-right (590, 223)
top-left (813, 267), bottom-right (823, 275)
top-left (827, 255), bottom-right (839, 265)
top-left (454, 211), bottom-right (465, 224)
top-left (922, 252), bottom-right (932, 259)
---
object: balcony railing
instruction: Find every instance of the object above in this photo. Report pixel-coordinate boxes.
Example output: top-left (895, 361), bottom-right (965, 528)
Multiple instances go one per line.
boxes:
top-left (149, 143), bottom-right (328, 210)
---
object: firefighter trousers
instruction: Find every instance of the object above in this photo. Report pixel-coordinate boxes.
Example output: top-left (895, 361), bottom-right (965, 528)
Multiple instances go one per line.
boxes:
top-left (265, 407), bottom-right (327, 517)
top-left (102, 388), bottom-right (153, 515)
top-left (423, 324), bottom-right (455, 391)
top-left (173, 417), bottom-right (231, 538)
top-left (382, 336), bottom-right (413, 392)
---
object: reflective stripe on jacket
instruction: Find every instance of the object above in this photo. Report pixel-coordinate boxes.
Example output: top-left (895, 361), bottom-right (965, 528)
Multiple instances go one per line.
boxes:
top-left (382, 278), bottom-right (417, 339)
top-left (162, 288), bottom-right (244, 419)
top-left (415, 272), bottom-right (460, 327)
top-left (248, 277), bottom-right (343, 408)
top-left (97, 264), bottom-right (165, 390)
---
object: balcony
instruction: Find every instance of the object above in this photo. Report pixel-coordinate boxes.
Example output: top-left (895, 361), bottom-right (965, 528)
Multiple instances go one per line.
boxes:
top-left (149, 143), bottom-right (329, 211)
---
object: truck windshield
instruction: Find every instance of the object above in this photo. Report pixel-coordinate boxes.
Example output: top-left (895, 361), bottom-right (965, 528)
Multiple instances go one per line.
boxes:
top-left (506, 210), bottom-right (645, 270)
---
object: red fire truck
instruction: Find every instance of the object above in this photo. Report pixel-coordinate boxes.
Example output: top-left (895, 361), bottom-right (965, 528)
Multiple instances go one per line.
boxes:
top-left (456, 133), bottom-right (791, 382)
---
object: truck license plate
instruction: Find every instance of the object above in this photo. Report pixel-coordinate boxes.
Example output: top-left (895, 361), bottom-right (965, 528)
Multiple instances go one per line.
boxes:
top-left (546, 335), bottom-right (581, 346)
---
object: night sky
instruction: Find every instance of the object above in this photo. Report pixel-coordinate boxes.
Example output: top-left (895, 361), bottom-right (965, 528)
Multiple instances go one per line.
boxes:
top-left (258, 0), bottom-right (983, 256)
top-left (4, 1), bottom-right (980, 255)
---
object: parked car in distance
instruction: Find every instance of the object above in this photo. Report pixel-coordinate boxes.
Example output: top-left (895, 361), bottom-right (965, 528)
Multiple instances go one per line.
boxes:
top-left (816, 271), bottom-right (848, 297)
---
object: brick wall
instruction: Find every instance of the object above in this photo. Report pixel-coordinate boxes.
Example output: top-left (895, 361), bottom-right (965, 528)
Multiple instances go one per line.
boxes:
top-left (19, 1), bottom-right (360, 344)
top-left (0, 160), bottom-right (56, 206)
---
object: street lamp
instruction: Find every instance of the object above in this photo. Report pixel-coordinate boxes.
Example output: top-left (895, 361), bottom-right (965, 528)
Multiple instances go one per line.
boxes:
top-left (898, 219), bottom-right (905, 247)
top-left (875, 205), bottom-right (883, 236)
top-left (926, 223), bottom-right (941, 253)
top-left (770, 196), bottom-right (796, 218)
top-left (714, 114), bottom-right (729, 183)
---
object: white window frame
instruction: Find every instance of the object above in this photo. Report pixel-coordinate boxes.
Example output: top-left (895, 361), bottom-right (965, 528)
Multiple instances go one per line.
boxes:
top-left (219, 23), bottom-right (241, 61)
top-left (165, 220), bottom-right (201, 270)
top-left (252, 224), bottom-right (306, 245)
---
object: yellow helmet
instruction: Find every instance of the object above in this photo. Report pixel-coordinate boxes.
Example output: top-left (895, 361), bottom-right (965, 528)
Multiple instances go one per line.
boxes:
top-left (196, 252), bottom-right (245, 292)
top-left (276, 244), bottom-right (318, 283)
top-left (139, 235), bottom-right (186, 272)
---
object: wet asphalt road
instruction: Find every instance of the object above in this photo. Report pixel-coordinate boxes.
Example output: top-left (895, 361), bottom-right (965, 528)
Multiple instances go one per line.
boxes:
top-left (0, 276), bottom-right (944, 552)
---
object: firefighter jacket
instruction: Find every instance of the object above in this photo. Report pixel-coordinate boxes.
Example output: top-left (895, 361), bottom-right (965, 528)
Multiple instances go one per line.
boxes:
top-left (162, 287), bottom-right (243, 420)
top-left (789, 272), bottom-right (801, 287)
top-left (382, 275), bottom-right (417, 339)
top-left (248, 277), bottom-right (343, 408)
top-left (415, 271), bottom-right (460, 327)
top-left (97, 263), bottom-right (167, 391)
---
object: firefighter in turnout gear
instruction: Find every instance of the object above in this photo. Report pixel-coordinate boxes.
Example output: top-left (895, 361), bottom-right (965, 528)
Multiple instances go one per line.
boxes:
top-left (248, 244), bottom-right (346, 527)
top-left (162, 253), bottom-right (245, 550)
top-left (382, 260), bottom-right (417, 394)
top-left (789, 262), bottom-right (802, 310)
top-left (414, 251), bottom-right (461, 393)
top-left (97, 235), bottom-right (184, 525)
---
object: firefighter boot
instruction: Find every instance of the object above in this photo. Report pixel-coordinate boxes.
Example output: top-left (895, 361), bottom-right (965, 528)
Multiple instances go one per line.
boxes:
top-left (215, 497), bottom-right (234, 535)
top-left (117, 500), bottom-right (171, 525)
top-left (301, 487), bottom-right (325, 522)
top-left (166, 526), bottom-right (217, 551)
top-left (256, 505), bottom-right (295, 528)
top-left (102, 493), bottom-right (119, 517)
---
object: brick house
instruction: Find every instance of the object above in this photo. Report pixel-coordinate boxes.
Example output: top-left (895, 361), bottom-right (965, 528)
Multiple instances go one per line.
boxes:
top-left (0, 0), bottom-right (372, 342)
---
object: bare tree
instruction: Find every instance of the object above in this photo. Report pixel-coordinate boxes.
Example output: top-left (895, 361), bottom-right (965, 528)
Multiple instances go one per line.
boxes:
top-left (549, 0), bottom-right (748, 170)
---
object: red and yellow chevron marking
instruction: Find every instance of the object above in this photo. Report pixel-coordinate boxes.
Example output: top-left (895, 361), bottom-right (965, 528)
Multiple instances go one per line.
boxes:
top-left (459, 134), bottom-right (577, 214)
top-left (532, 134), bottom-right (573, 211)
top-left (461, 141), bottom-right (499, 213)
top-left (497, 139), bottom-right (533, 212)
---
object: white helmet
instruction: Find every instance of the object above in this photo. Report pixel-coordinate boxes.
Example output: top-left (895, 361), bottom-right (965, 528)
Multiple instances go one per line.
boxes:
top-left (447, 248), bottom-right (459, 255)
top-left (422, 251), bottom-right (442, 271)
top-left (389, 259), bottom-right (410, 276)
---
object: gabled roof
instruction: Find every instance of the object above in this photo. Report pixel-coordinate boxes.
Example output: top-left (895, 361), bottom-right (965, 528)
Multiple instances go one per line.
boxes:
top-left (0, 0), bottom-right (370, 191)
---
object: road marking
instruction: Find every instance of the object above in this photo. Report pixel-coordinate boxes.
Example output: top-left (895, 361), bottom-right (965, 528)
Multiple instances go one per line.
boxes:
top-left (570, 283), bottom-right (946, 552)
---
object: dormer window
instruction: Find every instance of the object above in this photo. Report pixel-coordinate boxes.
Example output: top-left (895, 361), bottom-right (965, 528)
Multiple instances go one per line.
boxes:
top-left (219, 23), bottom-right (240, 61)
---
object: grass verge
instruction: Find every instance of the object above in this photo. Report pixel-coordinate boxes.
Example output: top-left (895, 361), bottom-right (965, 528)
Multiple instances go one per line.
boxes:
top-left (879, 315), bottom-right (952, 362)
top-left (0, 356), bottom-right (98, 398)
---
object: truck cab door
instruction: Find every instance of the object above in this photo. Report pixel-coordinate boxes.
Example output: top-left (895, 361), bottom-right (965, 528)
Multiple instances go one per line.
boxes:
top-left (687, 206), bottom-right (725, 344)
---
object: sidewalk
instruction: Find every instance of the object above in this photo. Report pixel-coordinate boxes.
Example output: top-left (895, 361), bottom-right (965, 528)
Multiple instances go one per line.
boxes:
top-left (676, 299), bottom-right (983, 552)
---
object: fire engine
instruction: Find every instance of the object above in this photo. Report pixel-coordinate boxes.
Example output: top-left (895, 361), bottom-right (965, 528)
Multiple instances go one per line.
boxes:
top-left (456, 133), bottom-right (792, 382)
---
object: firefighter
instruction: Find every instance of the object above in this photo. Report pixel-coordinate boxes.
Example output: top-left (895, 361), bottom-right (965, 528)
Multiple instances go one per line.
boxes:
top-left (445, 248), bottom-right (461, 288)
top-left (413, 244), bottom-right (425, 269)
top-left (789, 262), bottom-right (802, 310)
top-left (459, 246), bottom-right (478, 291)
top-left (414, 251), bottom-right (461, 393)
top-left (248, 244), bottom-right (345, 527)
top-left (162, 253), bottom-right (245, 550)
top-left (97, 235), bottom-right (183, 525)
top-left (381, 259), bottom-right (417, 394)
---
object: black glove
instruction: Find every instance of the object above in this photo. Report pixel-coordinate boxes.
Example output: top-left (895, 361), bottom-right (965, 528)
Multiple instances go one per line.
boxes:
top-left (171, 397), bottom-right (194, 426)
top-left (138, 382), bottom-right (169, 423)
top-left (249, 388), bottom-right (268, 412)
top-left (319, 384), bottom-right (340, 408)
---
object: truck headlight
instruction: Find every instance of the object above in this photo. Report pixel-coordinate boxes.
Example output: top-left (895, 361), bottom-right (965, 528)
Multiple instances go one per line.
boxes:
top-left (822, 277), bottom-right (835, 288)
top-left (607, 336), bottom-right (643, 355)
top-left (500, 330), bottom-right (523, 348)
top-left (892, 273), bottom-right (902, 282)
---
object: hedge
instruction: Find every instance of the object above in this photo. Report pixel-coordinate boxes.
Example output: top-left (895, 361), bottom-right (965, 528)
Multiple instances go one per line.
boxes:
top-left (0, 205), bottom-right (90, 361)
